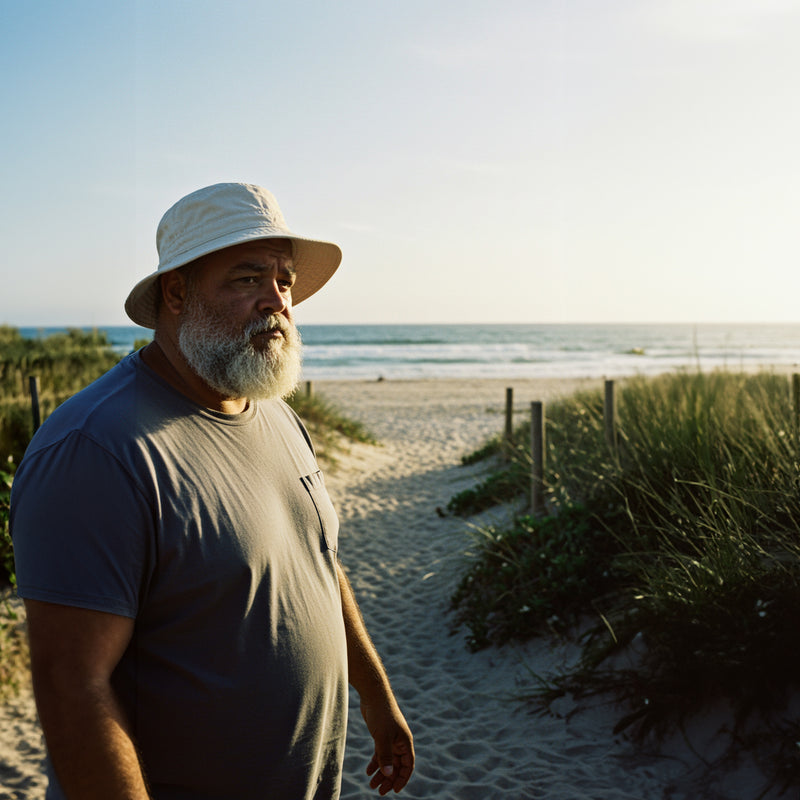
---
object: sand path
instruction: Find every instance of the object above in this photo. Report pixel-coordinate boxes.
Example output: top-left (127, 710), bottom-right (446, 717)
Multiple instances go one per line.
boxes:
top-left (317, 378), bottom-right (781, 800)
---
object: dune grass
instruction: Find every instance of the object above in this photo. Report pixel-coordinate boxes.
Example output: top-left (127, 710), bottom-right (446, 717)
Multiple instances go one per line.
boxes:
top-left (0, 458), bottom-right (28, 700)
top-left (287, 389), bottom-right (376, 463)
top-left (0, 325), bottom-right (127, 464)
top-left (449, 370), bottom-right (800, 781)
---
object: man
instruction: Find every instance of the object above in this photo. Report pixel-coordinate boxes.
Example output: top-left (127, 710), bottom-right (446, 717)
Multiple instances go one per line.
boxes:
top-left (10, 182), bottom-right (414, 799)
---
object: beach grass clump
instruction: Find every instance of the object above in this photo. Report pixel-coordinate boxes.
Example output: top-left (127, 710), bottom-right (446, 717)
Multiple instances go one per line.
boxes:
top-left (450, 505), bottom-right (624, 650)
top-left (287, 390), bottom-right (376, 464)
top-left (0, 459), bottom-right (28, 700)
top-left (0, 325), bottom-right (122, 397)
top-left (450, 369), bottom-right (800, 746)
top-left (0, 326), bottom-right (124, 464)
top-left (447, 458), bottom-right (531, 516)
top-left (450, 388), bottom-right (614, 517)
top-left (0, 593), bottom-right (29, 701)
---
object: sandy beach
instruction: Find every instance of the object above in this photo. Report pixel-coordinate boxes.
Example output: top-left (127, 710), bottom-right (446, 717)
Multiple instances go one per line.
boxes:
top-left (0, 377), bottom-right (789, 799)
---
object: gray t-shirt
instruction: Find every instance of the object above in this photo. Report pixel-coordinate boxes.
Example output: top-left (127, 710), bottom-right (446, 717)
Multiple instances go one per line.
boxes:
top-left (11, 352), bottom-right (348, 800)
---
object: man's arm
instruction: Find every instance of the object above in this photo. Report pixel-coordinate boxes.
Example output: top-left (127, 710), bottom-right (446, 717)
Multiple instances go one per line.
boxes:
top-left (24, 600), bottom-right (150, 799)
top-left (336, 563), bottom-right (414, 795)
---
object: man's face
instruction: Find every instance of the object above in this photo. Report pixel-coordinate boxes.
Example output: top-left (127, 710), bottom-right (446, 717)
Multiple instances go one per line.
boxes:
top-left (176, 239), bottom-right (303, 401)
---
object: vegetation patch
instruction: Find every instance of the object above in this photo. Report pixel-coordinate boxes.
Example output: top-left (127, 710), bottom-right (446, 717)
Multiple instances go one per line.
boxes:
top-left (451, 505), bottom-right (625, 650)
top-left (288, 390), bottom-right (376, 465)
top-left (447, 459), bottom-right (530, 516)
top-left (449, 370), bottom-right (800, 785)
top-left (1, 458), bottom-right (29, 699)
top-left (0, 458), bottom-right (13, 589)
top-left (0, 593), bottom-right (29, 701)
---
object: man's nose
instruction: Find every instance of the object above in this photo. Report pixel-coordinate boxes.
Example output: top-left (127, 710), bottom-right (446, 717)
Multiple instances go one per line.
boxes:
top-left (257, 278), bottom-right (288, 315)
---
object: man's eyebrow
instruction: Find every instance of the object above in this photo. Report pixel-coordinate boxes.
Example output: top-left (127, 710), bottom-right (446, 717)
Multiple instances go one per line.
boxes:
top-left (229, 260), bottom-right (296, 277)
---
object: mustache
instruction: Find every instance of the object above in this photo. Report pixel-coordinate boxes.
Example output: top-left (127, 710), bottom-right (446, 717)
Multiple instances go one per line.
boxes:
top-left (246, 315), bottom-right (293, 338)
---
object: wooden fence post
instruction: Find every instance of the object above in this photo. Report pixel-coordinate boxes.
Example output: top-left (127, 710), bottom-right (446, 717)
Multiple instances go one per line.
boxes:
top-left (305, 381), bottom-right (314, 398)
top-left (29, 376), bottom-right (41, 433)
top-left (604, 379), bottom-right (617, 455)
top-left (504, 387), bottom-right (514, 451)
top-left (530, 401), bottom-right (545, 515)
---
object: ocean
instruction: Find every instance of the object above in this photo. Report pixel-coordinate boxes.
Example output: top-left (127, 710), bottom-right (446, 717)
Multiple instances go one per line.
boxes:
top-left (16, 323), bottom-right (800, 382)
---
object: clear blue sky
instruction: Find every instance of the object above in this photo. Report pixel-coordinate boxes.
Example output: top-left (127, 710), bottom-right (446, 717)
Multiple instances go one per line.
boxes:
top-left (2, 0), bottom-right (799, 327)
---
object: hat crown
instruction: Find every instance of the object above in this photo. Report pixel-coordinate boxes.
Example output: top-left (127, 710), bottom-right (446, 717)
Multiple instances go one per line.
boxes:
top-left (157, 183), bottom-right (290, 266)
top-left (125, 181), bottom-right (342, 329)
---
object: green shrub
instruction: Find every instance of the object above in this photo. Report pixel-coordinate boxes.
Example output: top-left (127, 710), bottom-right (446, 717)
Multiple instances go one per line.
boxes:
top-left (450, 370), bottom-right (800, 751)
top-left (447, 460), bottom-right (531, 516)
top-left (451, 505), bottom-right (625, 650)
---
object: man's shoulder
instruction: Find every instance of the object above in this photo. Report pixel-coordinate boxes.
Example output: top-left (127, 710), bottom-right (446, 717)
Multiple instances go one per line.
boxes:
top-left (23, 353), bottom-right (148, 458)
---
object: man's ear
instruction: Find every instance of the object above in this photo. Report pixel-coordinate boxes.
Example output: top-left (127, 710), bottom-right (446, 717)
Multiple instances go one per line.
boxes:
top-left (159, 270), bottom-right (188, 316)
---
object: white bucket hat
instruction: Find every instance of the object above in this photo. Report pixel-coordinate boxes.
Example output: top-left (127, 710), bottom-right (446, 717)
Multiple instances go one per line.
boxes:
top-left (125, 182), bottom-right (343, 328)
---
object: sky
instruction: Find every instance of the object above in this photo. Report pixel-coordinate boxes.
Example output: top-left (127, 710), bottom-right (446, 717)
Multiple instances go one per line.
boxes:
top-left (1, 0), bottom-right (800, 327)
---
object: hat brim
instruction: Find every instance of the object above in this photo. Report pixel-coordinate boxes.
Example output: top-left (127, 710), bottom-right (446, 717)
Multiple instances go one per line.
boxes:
top-left (124, 232), bottom-right (342, 329)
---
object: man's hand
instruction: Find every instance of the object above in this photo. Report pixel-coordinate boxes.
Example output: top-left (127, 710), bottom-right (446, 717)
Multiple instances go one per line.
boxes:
top-left (361, 698), bottom-right (415, 795)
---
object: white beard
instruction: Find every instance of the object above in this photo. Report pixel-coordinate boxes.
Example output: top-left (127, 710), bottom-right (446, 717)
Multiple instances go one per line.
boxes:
top-left (178, 294), bottom-right (302, 401)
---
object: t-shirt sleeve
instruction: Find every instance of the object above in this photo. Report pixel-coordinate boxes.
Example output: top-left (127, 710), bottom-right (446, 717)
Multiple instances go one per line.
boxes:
top-left (10, 431), bottom-right (152, 618)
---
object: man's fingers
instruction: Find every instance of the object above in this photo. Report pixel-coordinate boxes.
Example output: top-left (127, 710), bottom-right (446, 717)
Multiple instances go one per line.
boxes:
top-left (375, 734), bottom-right (396, 777)
top-left (367, 753), bottom-right (398, 795)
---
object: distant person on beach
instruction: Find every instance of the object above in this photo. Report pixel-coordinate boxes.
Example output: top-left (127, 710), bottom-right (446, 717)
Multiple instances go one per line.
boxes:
top-left (10, 182), bottom-right (414, 799)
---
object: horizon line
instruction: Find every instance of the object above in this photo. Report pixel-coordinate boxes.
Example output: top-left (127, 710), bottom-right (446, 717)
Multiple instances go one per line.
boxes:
top-left (7, 320), bottom-right (800, 329)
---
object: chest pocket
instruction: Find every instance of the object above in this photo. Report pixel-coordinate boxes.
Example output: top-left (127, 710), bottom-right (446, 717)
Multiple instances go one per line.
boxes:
top-left (300, 471), bottom-right (339, 553)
